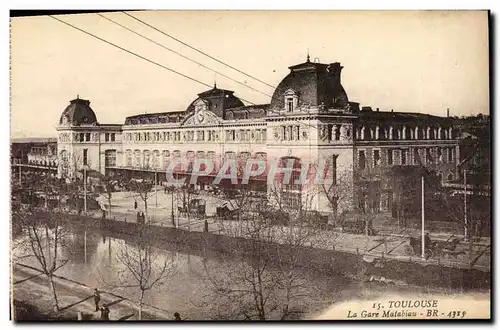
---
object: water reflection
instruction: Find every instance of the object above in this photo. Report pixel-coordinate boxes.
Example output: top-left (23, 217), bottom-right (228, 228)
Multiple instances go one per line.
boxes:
top-left (14, 224), bottom-right (436, 320)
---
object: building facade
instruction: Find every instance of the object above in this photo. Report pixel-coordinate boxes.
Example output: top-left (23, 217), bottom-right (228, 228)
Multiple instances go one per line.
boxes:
top-left (53, 57), bottom-right (461, 216)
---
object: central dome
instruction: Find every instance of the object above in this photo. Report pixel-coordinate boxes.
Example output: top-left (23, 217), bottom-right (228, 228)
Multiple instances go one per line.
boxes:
top-left (186, 84), bottom-right (244, 118)
top-left (59, 97), bottom-right (98, 126)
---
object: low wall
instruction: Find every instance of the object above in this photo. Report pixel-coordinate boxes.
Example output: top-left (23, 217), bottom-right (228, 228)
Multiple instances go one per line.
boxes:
top-left (61, 214), bottom-right (490, 291)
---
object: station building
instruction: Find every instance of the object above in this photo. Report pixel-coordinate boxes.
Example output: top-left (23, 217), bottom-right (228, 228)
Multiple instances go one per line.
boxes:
top-left (52, 57), bottom-right (461, 216)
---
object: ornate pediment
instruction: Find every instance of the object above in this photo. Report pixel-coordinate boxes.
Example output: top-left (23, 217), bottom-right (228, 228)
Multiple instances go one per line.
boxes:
top-left (181, 109), bottom-right (221, 127)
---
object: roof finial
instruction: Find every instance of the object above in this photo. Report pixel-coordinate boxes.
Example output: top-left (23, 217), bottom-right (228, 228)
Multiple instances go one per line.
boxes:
top-left (77, 94), bottom-right (79, 99)
top-left (306, 49), bottom-right (310, 62)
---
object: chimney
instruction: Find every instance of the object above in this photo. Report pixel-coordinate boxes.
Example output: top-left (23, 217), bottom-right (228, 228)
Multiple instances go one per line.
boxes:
top-left (376, 108), bottom-right (379, 112)
top-left (447, 108), bottom-right (450, 117)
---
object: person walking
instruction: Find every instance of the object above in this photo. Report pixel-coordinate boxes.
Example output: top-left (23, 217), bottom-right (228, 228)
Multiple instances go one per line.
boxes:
top-left (102, 305), bottom-right (110, 320)
top-left (174, 312), bottom-right (181, 320)
top-left (93, 288), bottom-right (101, 312)
top-left (134, 200), bottom-right (138, 210)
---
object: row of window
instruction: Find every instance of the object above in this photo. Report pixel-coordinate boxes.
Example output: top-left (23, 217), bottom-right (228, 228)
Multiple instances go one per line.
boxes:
top-left (320, 124), bottom-right (350, 141)
top-left (357, 126), bottom-right (454, 141)
top-left (124, 129), bottom-right (267, 143)
top-left (279, 125), bottom-right (302, 141)
top-left (124, 149), bottom-right (268, 169)
top-left (357, 147), bottom-right (456, 169)
top-left (29, 147), bottom-right (55, 156)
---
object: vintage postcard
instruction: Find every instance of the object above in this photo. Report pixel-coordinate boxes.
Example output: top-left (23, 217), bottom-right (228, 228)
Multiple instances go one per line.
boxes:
top-left (10, 10), bottom-right (491, 321)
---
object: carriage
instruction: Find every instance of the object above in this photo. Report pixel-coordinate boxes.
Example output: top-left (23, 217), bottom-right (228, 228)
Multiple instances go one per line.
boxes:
top-left (404, 236), bottom-right (463, 258)
top-left (178, 198), bottom-right (206, 217)
top-left (216, 200), bottom-right (240, 220)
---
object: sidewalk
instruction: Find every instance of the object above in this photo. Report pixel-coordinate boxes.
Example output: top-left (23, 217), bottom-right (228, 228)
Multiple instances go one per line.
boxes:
top-left (75, 191), bottom-right (491, 272)
top-left (12, 263), bottom-right (173, 321)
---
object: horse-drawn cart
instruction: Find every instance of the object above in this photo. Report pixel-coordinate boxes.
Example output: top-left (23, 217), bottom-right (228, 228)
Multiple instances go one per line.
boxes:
top-left (178, 198), bottom-right (206, 217)
top-left (403, 235), bottom-right (463, 258)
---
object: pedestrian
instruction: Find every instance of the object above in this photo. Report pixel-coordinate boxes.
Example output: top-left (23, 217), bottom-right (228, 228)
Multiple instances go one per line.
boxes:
top-left (103, 305), bottom-right (110, 320)
top-left (93, 288), bottom-right (101, 312)
top-left (137, 211), bottom-right (141, 223)
top-left (174, 312), bottom-right (181, 320)
top-left (134, 200), bottom-right (138, 210)
top-left (100, 307), bottom-right (105, 319)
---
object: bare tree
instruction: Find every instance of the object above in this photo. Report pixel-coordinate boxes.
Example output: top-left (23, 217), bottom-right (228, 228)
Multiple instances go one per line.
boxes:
top-left (199, 202), bottom-right (321, 320)
top-left (107, 226), bottom-right (176, 320)
top-left (12, 203), bottom-right (70, 312)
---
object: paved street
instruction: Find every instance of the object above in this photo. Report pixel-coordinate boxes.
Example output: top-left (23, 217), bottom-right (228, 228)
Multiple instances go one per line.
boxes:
top-left (81, 189), bottom-right (491, 272)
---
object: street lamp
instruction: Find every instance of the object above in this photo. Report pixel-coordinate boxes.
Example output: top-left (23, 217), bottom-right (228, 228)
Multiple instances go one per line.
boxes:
top-left (83, 165), bottom-right (89, 213)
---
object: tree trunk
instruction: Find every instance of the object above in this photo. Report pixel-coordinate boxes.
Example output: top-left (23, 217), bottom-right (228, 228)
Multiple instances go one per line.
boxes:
top-left (138, 292), bottom-right (144, 320)
top-left (108, 196), bottom-right (112, 219)
top-left (48, 274), bottom-right (60, 312)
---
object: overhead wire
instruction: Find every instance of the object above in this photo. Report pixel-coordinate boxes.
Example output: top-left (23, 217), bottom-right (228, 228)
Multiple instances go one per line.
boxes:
top-left (97, 13), bottom-right (274, 100)
top-left (122, 11), bottom-right (276, 90)
top-left (49, 14), bottom-right (322, 131)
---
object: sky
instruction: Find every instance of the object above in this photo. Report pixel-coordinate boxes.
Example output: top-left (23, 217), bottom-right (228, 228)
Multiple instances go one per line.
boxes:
top-left (10, 10), bottom-right (489, 138)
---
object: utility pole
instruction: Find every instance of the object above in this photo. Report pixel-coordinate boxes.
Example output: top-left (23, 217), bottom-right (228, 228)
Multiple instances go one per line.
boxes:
top-left (84, 230), bottom-right (87, 264)
top-left (155, 170), bottom-right (158, 208)
top-left (421, 175), bottom-right (425, 259)
top-left (171, 189), bottom-right (175, 227)
top-left (464, 169), bottom-right (468, 240)
top-left (83, 167), bottom-right (87, 213)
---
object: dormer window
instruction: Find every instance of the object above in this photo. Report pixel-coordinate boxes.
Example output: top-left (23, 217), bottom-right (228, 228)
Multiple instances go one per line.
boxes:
top-left (284, 89), bottom-right (298, 112)
top-left (287, 98), bottom-right (294, 112)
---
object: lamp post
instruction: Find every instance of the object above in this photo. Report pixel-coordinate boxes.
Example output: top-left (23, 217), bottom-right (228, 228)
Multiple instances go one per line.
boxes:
top-left (421, 175), bottom-right (425, 259)
top-left (171, 188), bottom-right (175, 227)
top-left (83, 165), bottom-right (88, 213)
top-left (464, 170), bottom-right (468, 240)
top-left (155, 170), bottom-right (158, 208)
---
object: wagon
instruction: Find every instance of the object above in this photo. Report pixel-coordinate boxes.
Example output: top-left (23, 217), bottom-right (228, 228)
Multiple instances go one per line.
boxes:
top-left (178, 198), bottom-right (206, 217)
top-left (216, 200), bottom-right (240, 220)
top-left (403, 236), bottom-right (463, 258)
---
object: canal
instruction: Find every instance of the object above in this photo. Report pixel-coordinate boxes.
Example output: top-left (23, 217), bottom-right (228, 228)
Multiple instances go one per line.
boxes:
top-left (12, 223), bottom-right (450, 320)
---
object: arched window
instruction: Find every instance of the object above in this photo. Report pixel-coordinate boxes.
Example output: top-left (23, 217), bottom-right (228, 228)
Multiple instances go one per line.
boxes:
top-left (126, 149), bottom-right (132, 167)
top-left (255, 152), bottom-right (267, 161)
top-left (196, 151), bottom-right (206, 159)
top-left (143, 150), bottom-right (151, 168)
top-left (162, 150), bottom-right (170, 169)
top-left (152, 150), bottom-right (160, 168)
top-left (284, 89), bottom-right (299, 112)
top-left (134, 150), bottom-right (141, 167)
top-left (224, 151), bottom-right (236, 160)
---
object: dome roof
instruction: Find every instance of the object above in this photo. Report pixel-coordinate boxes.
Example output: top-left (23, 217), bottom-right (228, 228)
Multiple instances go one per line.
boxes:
top-left (270, 59), bottom-right (349, 110)
top-left (59, 97), bottom-right (98, 126)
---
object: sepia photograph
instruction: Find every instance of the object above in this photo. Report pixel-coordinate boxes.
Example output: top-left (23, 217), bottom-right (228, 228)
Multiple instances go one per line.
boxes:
top-left (9, 10), bottom-right (491, 321)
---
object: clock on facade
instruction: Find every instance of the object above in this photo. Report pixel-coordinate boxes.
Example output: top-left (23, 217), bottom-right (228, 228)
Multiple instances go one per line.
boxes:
top-left (197, 110), bottom-right (205, 123)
